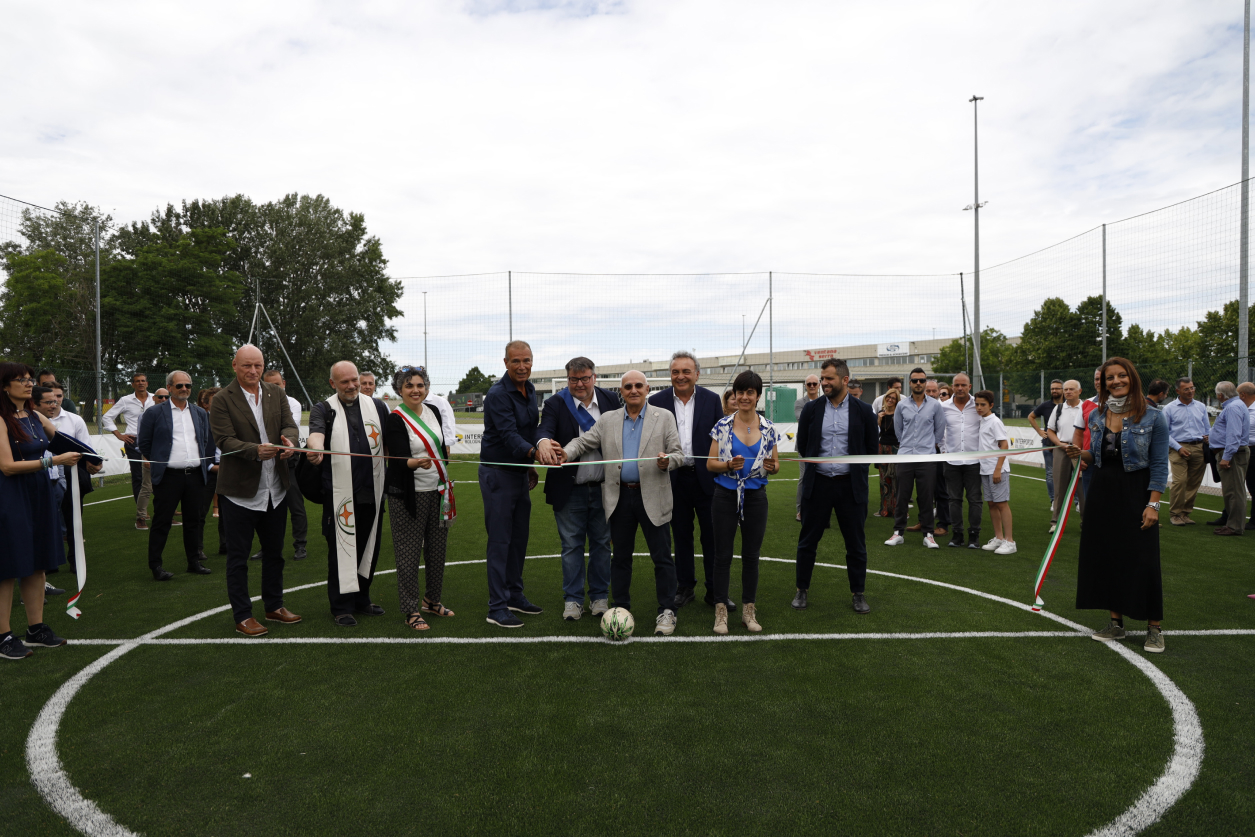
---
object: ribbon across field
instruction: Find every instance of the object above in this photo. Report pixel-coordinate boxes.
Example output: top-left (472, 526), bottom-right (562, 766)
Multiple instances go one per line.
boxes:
top-left (797, 446), bottom-right (1056, 466)
top-left (1031, 461), bottom-right (1083, 611)
top-left (66, 466), bottom-right (86, 619)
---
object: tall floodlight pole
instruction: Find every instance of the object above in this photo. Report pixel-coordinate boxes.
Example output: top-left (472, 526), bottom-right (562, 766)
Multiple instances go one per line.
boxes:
top-left (964, 96), bottom-right (988, 391)
top-left (94, 217), bottom-right (103, 434)
top-left (423, 291), bottom-right (429, 371)
top-left (1241, 0), bottom-right (1251, 383)
top-left (1102, 224), bottom-right (1108, 361)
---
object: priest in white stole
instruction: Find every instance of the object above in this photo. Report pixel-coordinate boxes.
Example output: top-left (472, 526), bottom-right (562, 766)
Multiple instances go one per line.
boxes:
top-left (305, 361), bottom-right (390, 626)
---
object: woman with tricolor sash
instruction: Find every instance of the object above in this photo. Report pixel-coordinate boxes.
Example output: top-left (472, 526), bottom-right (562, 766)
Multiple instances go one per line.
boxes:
top-left (385, 366), bottom-right (457, 631)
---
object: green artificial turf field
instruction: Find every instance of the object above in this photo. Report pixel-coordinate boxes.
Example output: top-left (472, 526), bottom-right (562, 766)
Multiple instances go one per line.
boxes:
top-left (3, 462), bottom-right (1252, 836)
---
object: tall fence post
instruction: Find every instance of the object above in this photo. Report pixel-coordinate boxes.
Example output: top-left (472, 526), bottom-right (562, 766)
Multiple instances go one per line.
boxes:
top-left (1040, 369), bottom-right (1044, 403)
top-left (768, 271), bottom-right (774, 405)
top-left (999, 370), bottom-right (1004, 419)
top-left (1241, 0), bottom-right (1251, 383)
top-left (1101, 223), bottom-right (1108, 361)
top-left (94, 217), bottom-right (103, 434)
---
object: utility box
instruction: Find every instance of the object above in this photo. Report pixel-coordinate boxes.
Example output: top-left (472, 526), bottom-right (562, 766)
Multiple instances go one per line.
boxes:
top-left (765, 386), bottom-right (797, 423)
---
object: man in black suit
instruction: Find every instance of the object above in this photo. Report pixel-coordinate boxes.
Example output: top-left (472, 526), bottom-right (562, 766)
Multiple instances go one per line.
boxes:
top-left (648, 351), bottom-right (727, 610)
top-left (793, 357), bottom-right (879, 614)
top-left (537, 357), bottom-right (620, 621)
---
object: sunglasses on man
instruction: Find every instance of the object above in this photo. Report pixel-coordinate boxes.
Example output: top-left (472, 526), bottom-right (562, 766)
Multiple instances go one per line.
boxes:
top-left (153, 394), bottom-right (169, 401)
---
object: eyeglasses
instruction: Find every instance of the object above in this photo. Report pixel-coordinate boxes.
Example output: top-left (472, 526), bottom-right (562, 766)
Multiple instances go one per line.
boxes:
top-left (622, 383), bottom-right (647, 390)
top-left (10, 377), bottom-right (34, 385)
top-left (805, 382), bottom-right (819, 387)
top-left (153, 394), bottom-right (169, 401)
top-left (172, 383), bottom-right (192, 390)
top-left (402, 366), bottom-right (425, 373)
top-left (910, 378), bottom-right (927, 384)
top-left (568, 374), bottom-right (594, 385)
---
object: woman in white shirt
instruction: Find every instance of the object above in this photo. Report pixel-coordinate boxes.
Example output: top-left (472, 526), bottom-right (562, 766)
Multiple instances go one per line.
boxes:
top-left (383, 367), bottom-right (457, 631)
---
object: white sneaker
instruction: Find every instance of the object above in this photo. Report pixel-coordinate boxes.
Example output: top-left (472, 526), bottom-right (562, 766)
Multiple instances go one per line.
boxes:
top-left (589, 599), bottom-right (609, 617)
top-left (655, 609), bottom-right (677, 635)
top-left (995, 541), bottom-right (1018, 555)
top-left (562, 601), bottom-right (583, 621)
top-left (923, 533), bottom-right (939, 549)
top-left (1048, 524), bottom-right (1057, 534)
top-left (981, 537), bottom-right (1005, 551)
top-left (885, 532), bottom-right (905, 546)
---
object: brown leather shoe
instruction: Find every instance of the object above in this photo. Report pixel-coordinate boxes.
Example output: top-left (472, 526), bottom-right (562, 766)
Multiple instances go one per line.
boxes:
top-left (236, 618), bottom-right (269, 637)
top-left (1214, 526), bottom-right (1241, 536)
top-left (265, 607), bottom-right (302, 624)
top-left (933, 527), bottom-right (948, 536)
top-left (905, 523), bottom-right (923, 532)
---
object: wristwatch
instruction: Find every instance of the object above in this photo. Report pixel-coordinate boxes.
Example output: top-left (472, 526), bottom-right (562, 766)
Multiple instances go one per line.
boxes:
top-left (1146, 501), bottom-right (1161, 511)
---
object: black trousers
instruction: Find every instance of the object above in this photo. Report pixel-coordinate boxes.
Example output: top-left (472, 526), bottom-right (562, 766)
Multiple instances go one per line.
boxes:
top-left (286, 458), bottom-right (308, 549)
top-left (894, 461), bottom-right (937, 532)
top-left (221, 495), bottom-right (289, 623)
top-left (670, 467), bottom-right (714, 592)
top-left (609, 485), bottom-right (677, 615)
top-left (711, 485), bottom-right (766, 604)
top-left (125, 441), bottom-right (144, 501)
top-left (322, 500), bottom-right (383, 616)
top-left (148, 468), bottom-right (205, 571)
top-left (945, 463), bottom-right (984, 536)
top-left (933, 461), bottom-right (951, 528)
top-left (796, 474), bottom-right (868, 594)
top-left (199, 469), bottom-right (226, 553)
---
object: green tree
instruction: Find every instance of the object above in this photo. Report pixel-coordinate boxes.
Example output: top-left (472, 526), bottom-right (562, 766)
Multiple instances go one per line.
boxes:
top-left (931, 328), bottom-right (1011, 374)
top-left (456, 366), bottom-right (494, 394)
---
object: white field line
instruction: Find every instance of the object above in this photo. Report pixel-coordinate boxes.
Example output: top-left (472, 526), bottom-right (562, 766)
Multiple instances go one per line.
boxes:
top-left (29, 555), bottom-right (1209, 837)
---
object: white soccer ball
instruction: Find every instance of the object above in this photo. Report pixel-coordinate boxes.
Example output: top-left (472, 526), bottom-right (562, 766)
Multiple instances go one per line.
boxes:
top-left (600, 607), bottom-right (635, 641)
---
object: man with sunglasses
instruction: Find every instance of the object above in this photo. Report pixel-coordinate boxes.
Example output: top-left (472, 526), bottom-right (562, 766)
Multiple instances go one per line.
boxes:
top-left (885, 368), bottom-right (946, 549)
top-left (102, 371), bottom-right (156, 530)
top-left (794, 374), bottom-right (822, 521)
top-left (138, 372), bottom-right (214, 580)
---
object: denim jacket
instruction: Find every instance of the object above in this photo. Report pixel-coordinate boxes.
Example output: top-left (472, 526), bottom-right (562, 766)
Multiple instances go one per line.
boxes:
top-left (1086, 405), bottom-right (1169, 493)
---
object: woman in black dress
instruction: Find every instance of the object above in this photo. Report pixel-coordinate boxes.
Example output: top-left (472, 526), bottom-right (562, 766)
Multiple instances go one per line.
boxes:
top-left (1064, 357), bottom-right (1169, 653)
top-left (0, 363), bottom-right (81, 660)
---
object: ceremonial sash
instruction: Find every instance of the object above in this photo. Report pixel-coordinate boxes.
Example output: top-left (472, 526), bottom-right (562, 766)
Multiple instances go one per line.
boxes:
top-left (328, 396), bottom-right (386, 594)
top-left (395, 404), bottom-right (457, 524)
top-left (560, 387), bottom-right (597, 432)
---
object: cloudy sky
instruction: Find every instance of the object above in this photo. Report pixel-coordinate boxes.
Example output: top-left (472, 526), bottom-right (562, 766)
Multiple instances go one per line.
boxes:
top-left (2, 0), bottom-right (1247, 388)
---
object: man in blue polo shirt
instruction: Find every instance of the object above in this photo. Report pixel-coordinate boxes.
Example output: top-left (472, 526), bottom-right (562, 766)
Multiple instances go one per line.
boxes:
top-left (480, 340), bottom-right (544, 627)
top-left (1210, 381), bottom-right (1250, 536)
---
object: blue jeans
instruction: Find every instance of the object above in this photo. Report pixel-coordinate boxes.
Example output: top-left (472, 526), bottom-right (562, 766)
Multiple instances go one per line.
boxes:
top-left (1042, 447), bottom-right (1055, 504)
top-left (479, 465), bottom-right (530, 613)
top-left (554, 483), bottom-right (612, 603)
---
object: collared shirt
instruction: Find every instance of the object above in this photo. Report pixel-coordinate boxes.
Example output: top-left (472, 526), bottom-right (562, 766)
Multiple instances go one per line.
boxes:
top-left (1048, 401), bottom-right (1083, 445)
top-left (817, 394), bottom-right (850, 477)
top-left (481, 377), bottom-right (539, 465)
top-left (673, 392), bottom-right (697, 466)
top-left (621, 406), bottom-right (646, 483)
top-left (1211, 397), bottom-right (1250, 461)
top-left (574, 396), bottom-right (605, 485)
top-left (48, 409), bottom-right (91, 481)
top-left (101, 391), bottom-right (153, 435)
top-left (168, 401), bottom-right (199, 468)
top-left (285, 395), bottom-right (303, 428)
top-left (978, 414), bottom-right (1011, 475)
top-left (893, 394), bottom-right (946, 456)
top-left (1162, 398), bottom-right (1211, 452)
top-left (941, 396), bottom-right (982, 466)
top-left (231, 386), bottom-right (287, 511)
top-left (1248, 403), bottom-right (1255, 446)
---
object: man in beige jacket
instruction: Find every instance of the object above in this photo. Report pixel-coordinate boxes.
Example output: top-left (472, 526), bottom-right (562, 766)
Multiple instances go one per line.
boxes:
top-left (556, 370), bottom-right (684, 634)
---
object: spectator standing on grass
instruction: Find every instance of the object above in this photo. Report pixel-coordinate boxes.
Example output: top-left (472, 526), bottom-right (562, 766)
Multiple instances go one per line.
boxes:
top-left (1162, 377), bottom-right (1210, 526)
top-left (1077, 367), bottom-right (1104, 509)
top-left (37, 369), bottom-right (78, 415)
top-left (196, 387), bottom-right (224, 560)
top-left (649, 351), bottom-right (727, 612)
top-left (973, 390), bottom-right (1015, 554)
top-left (1065, 357), bottom-right (1169, 654)
top-left (384, 365), bottom-right (457, 632)
top-left (924, 379), bottom-right (952, 538)
top-left (32, 385), bottom-right (98, 594)
top-left (1047, 380), bottom-right (1088, 533)
top-left (871, 377), bottom-right (902, 414)
top-left (358, 372), bottom-right (377, 397)
top-left (1146, 379), bottom-right (1170, 408)
top-left (211, 344), bottom-right (302, 638)
top-left (1207, 381), bottom-right (1250, 537)
top-left (1028, 379), bottom-right (1064, 507)
top-left (938, 384), bottom-right (952, 402)
top-left (477, 340), bottom-right (543, 629)
top-left (306, 362), bottom-right (390, 626)
top-left (537, 358), bottom-right (620, 622)
top-left (794, 374), bottom-right (822, 522)
top-left (0, 362), bottom-right (80, 659)
top-left (262, 370), bottom-right (308, 562)
top-left (793, 358), bottom-right (879, 615)
top-left (137, 371), bottom-right (214, 581)
top-left (886, 368), bottom-right (946, 550)
top-left (1243, 384), bottom-right (1255, 532)
top-left (873, 388), bottom-right (900, 519)
top-left (707, 371), bottom-right (781, 635)
top-left (849, 379), bottom-right (865, 402)
top-left (722, 389), bottom-right (735, 416)
top-left (559, 370), bottom-right (685, 635)
top-left (101, 372), bottom-right (155, 530)
top-left (941, 373), bottom-right (983, 548)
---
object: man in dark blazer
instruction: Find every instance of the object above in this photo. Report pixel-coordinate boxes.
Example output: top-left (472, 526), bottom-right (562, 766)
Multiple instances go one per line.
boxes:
top-left (537, 357), bottom-right (620, 621)
top-left (794, 357), bottom-right (880, 615)
top-left (647, 351), bottom-right (727, 610)
top-left (138, 370), bottom-right (215, 581)
top-left (210, 344), bottom-right (302, 637)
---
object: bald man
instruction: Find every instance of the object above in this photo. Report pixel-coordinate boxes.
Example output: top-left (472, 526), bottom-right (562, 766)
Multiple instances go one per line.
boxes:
top-left (211, 344), bottom-right (301, 637)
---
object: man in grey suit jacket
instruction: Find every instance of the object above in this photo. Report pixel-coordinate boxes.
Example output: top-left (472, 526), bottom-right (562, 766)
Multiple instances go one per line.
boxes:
top-left (561, 370), bottom-right (685, 635)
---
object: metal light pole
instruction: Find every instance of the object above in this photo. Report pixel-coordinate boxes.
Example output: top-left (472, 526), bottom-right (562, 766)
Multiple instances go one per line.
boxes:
top-left (1241, 0), bottom-right (1251, 383)
top-left (964, 95), bottom-right (988, 391)
top-left (423, 291), bottom-right (428, 371)
top-left (94, 217), bottom-right (103, 433)
top-left (1102, 223), bottom-right (1108, 361)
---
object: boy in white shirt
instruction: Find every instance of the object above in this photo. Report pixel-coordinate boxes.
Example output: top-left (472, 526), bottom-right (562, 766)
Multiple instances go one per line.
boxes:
top-left (974, 391), bottom-right (1015, 554)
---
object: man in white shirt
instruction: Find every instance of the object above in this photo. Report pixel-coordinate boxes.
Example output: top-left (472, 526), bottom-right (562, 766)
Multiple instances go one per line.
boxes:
top-left (101, 372), bottom-right (155, 529)
top-left (1046, 380), bottom-right (1087, 530)
top-left (263, 369), bottom-right (309, 561)
top-left (941, 373), bottom-right (984, 548)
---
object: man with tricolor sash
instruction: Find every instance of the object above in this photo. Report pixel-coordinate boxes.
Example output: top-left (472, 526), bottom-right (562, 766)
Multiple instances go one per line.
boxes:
top-left (306, 361), bottom-right (390, 627)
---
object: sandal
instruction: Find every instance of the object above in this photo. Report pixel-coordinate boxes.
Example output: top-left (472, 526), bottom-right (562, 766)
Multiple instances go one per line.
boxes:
top-left (405, 613), bottom-right (430, 632)
top-left (421, 599), bottom-right (455, 618)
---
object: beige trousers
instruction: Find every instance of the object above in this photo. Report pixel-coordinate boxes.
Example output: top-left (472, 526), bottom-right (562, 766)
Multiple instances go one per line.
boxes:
top-left (1167, 442), bottom-right (1206, 519)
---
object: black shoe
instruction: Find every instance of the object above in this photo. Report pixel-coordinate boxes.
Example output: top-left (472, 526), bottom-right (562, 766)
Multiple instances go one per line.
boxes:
top-left (1245, 521), bottom-right (1255, 531)
top-left (197, 549), bottom-right (209, 562)
top-left (334, 614), bottom-right (358, 627)
top-left (153, 569), bottom-right (174, 581)
top-left (792, 589), bottom-right (808, 610)
top-left (852, 593), bottom-right (871, 614)
top-left (44, 582), bottom-right (65, 596)
top-left (948, 537), bottom-right (965, 548)
top-left (673, 586), bottom-right (695, 608)
top-left (703, 591), bottom-right (736, 610)
top-left (507, 597), bottom-right (543, 615)
top-left (249, 551), bottom-right (262, 561)
top-left (1206, 517), bottom-right (1226, 526)
top-left (294, 547), bottom-right (307, 561)
top-left (23, 623), bottom-right (68, 648)
top-left (724, 597), bottom-right (737, 612)
top-left (356, 603), bottom-right (385, 616)
top-left (186, 562), bottom-right (212, 575)
top-left (1, 635), bottom-right (33, 660)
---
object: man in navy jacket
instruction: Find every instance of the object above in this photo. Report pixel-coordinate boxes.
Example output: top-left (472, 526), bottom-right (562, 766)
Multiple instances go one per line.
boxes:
top-left (794, 358), bottom-right (879, 614)
top-left (138, 370), bottom-right (215, 580)
top-left (537, 357), bottom-right (621, 621)
top-left (647, 351), bottom-right (728, 610)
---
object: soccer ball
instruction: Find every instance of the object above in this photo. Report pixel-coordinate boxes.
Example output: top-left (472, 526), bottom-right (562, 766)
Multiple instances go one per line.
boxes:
top-left (600, 607), bottom-right (635, 641)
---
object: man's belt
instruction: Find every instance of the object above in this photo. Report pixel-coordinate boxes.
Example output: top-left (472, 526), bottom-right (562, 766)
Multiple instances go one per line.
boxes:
top-left (622, 482), bottom-right (642, 490)
top-left (1178, 439), bottom-right (1204, 445)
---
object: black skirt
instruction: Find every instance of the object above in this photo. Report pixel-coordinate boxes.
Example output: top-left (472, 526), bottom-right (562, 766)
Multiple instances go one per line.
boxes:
top-left (1075, 441), bottom-right (1163, 621)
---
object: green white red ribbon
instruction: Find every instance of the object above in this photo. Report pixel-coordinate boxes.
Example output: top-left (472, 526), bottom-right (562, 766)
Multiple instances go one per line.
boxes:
top-left (1031, 461), bottom-right (1083, 612)
top-left (66, 466), bottom-right (85, 619)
